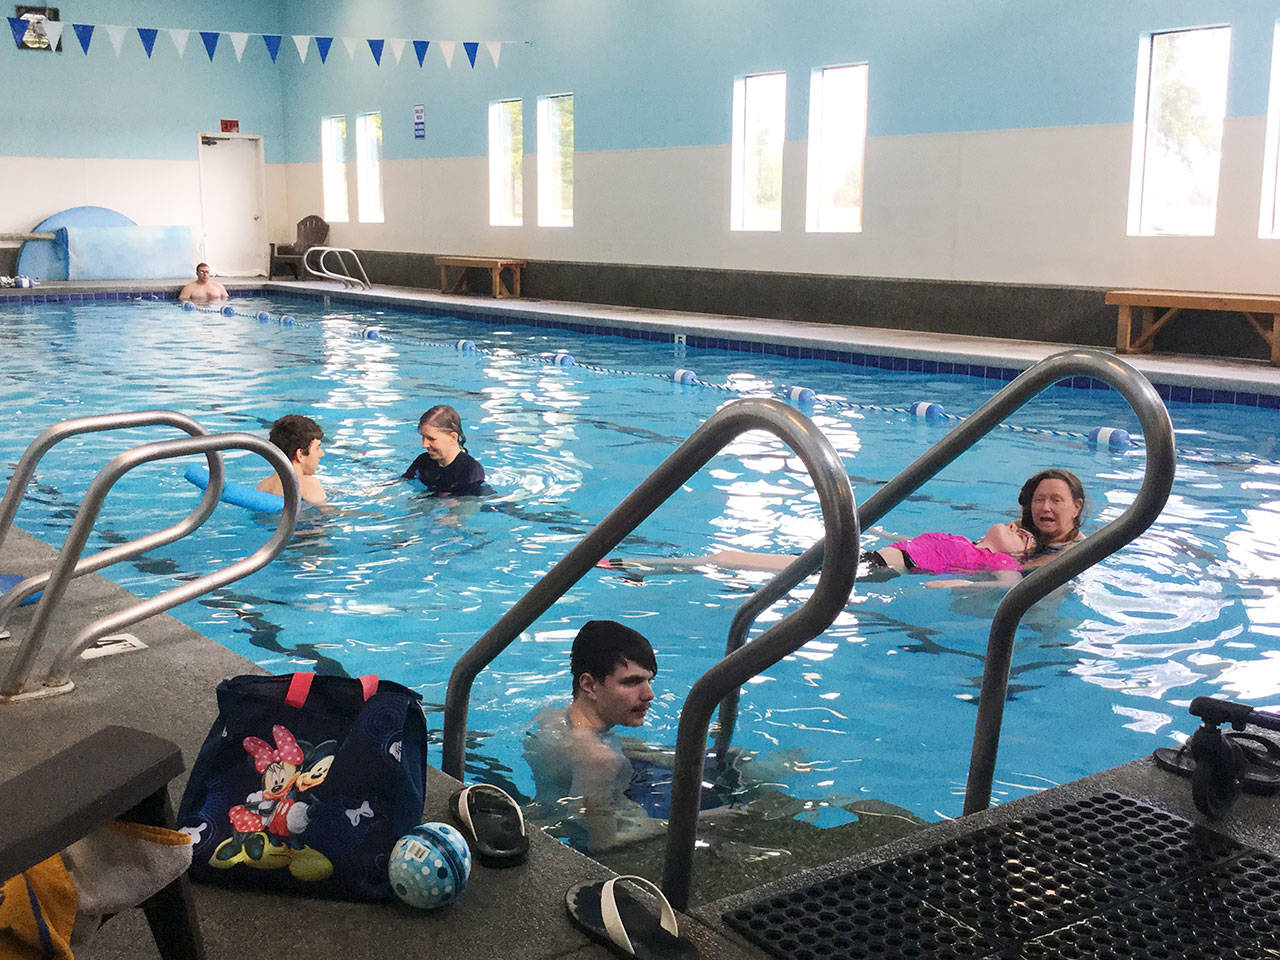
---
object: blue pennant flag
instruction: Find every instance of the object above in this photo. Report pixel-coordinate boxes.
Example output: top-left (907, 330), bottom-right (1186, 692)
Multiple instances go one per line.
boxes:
top-left (262, 33), bottom-right (281, 62)
top-left (72, 22), bottom-right (93, 53)
top-left (315, 35), bottom-right (332, 63)
top-left (367, 37), bottom-right (383, 65)
top-left (463, 41), bottom-right (479, 68)
top-left (7, 16), bottom-right (26, 49)
top-left (200, 30), bottom-right (219, 60)
top-left (137, 27), bottom-right (158, 58)
top-left (413, 39), bottom-right (429, 66)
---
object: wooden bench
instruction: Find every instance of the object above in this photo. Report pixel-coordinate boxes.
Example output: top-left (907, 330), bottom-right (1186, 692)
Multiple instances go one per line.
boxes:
top-left (1106, 289), bottom-right (1280, 366)
top-left (435, 255), bottom-right (526, 299)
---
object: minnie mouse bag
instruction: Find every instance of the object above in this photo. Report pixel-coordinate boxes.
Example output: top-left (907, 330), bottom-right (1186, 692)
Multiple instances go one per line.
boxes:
top-left (177, 672), bottom-right (427, 901)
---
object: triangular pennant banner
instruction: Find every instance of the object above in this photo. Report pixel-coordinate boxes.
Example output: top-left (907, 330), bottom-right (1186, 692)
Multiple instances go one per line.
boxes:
top-left (439, 40), bottom-right (455, 68)
top-left (229, 32), bottom-right (248, 61)
top-left (485, 40), bottom-right (502, 68)
top-left (7, 16), bottom-right (26, 49)
top-left (463, 41), bottom-right (478, 67)
top-left (412, 39), bottom-right (429, 66)
top-left (262, 34), bottom-right (281, 62)
top-left (137, 27), bottom-right (158, 58)
top-left (168, 28), bottom-right (189, 57)
top-left (315, 36), bottom-right (332, 63)
top-left (104, 24), bottom-right (126, 56)
top-left (42, 19), bottom-right (63, 49)
top-left (341, 36), bottom-right (357, 59)
top-left (367, 38), bottom-right (383, 65)
top-left (199, 30), bottom-right (219, 60)
top-left (388, 37), bottom-right (405, 63)
top-left (292, 34), bottom-right (309, 63)
top-left (72, 22), bottom-right (93, 53)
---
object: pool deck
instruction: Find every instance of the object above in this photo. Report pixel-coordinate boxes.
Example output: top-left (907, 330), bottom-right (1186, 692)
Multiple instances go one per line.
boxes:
top-left (2, 280), bottom-right (1279, 958)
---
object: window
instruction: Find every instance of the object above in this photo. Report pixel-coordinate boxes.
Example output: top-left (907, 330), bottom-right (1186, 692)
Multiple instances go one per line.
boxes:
top-left (1127, 25), bottom-right (1231, 236)
top-left (489, 99), bottom-right (523, 226)
top-left (1260, 24), bottom-right (1280, 237)
top-left (806, 63), bottom-right (868, 233)
top-left (731, 71), bottom-right (786, 231)
top-left (321, 116), bottom-right (349, 223)
top-left (355, 111), bottom-right (384, 224)
top-left (537, 94), bottom-right (574, 227)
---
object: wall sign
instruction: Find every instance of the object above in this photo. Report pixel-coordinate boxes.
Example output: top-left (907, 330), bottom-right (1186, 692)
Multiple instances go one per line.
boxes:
top-left (413, 104), bottom-right (425, 140)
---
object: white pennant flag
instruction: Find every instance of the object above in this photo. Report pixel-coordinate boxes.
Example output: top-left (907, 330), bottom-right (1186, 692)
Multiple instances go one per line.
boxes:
top-left (168, 28), bottom-right (190, 57)
top-left (292, 34), bottom-right (310, 63)
top-left (228, 31), bottom-right (248, 61)
top-left (341, 36), bottom-right (358, 59)
top-left (485, 41), bottom-right (502, 68)
top-left (41, 19), bottom-right (63, 50)
top-left (388, 37), bottom-right (405, 63)
top-left (104, 24), bottom-right (126, 56)
top-left (439, 40), bottom-right (455, 68)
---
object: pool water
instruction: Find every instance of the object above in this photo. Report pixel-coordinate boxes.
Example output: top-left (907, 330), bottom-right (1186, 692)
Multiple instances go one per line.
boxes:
top-left (1, 297), bottom-right (1278, 825)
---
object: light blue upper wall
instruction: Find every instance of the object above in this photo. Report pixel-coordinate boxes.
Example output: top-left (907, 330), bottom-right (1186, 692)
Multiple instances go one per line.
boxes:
top-left (4, 0), bottom-right (1279, 162)
top-left (0, 0), bottom-right (286, 160)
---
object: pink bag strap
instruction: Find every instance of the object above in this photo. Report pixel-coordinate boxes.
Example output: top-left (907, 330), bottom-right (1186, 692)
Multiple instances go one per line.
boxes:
top-left (285, 672), bottom-right (379, 707)
top-left (285, 672), bottom-right (315, 707)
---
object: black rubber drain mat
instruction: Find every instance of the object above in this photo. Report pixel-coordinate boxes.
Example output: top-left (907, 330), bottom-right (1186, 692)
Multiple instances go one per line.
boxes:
top-left (723, 792), bottom-right (1279, 960)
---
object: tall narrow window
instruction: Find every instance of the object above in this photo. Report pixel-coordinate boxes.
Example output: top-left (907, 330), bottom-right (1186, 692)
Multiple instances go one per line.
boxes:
top-left (321, 116), bottom-right (349, 223)
top-left (537, 94), bottom-right (574, 227)
top-left (1127, 25), bottom-right (1231, 236)
top-left (731, 71), bottom-right (787, 231)
top-left (355, 111), bottom-right (384, 224)
top-left (806, 63), bottom-right (868, 233)
top-left (489, 99), bottom-right (523, 226)
top-left (1260, 23), bottom-right (1280, 237)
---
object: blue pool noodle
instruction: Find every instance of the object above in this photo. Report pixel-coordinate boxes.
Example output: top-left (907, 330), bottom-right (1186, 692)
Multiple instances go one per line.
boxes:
top-left (184, 464), bottom-right (287, 513)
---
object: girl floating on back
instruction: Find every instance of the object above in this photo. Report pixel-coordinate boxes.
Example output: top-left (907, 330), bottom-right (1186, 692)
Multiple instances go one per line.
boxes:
top-left (401, 405), bottom-right (486, 496)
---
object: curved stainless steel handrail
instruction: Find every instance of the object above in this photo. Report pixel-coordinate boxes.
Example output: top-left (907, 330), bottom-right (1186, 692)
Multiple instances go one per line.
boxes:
top-left (704, 350), bottom-right (1175, 819)
top-left (0, 411), bottom-right (225, 636)
top-left (439, 398), bottom-right (858, 910)
top-left (0, 433), bottom-right (299, 702)
top-left (302, 246), bottom-right (371, 290)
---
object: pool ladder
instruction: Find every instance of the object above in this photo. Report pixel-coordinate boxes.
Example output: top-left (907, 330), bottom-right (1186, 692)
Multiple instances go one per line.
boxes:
top-left (0, 410), bottom-right (300, 702)
top-left (441, 348), bottom-right (1176, 910)
top-left (302, 246), bottom-right (371, 290)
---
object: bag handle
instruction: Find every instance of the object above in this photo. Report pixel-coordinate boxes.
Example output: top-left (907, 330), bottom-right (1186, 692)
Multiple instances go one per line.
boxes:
top-left (285, 672), bottom-right (379, 707)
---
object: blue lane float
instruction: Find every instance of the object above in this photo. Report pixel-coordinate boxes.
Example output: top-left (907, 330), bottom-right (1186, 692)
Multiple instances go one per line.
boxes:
top-left (257, 311), bottom-right (272, 322)
top-left (184, 464), bottom-right (286, 513)
top-left (910, 401), bottom-right (945, 421)
top-left (281, 315), bottom-right (296, 326)
top-left (181, 300), bottom-right (195, 311)
top-left (456, 339), bottom-right (477, 352)
top-left (0, 573), bottom-right (40, 606)
top-left (787, 386), bottom-right (816, 405)
top-left (220, 305), bottom-right (236, 317)
top-left (672, 368), bottom-right (697, 384)
top-left (1089, 426), bottom-right (1133, 451)
top-left (364, 326), bottom-right (382, 340)
top-left (553, 351), bottom-right (576, 366)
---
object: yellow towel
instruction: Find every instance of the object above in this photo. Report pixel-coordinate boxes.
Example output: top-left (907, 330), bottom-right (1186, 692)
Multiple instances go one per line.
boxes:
top-left (0, 854), bottom-right (78, 960)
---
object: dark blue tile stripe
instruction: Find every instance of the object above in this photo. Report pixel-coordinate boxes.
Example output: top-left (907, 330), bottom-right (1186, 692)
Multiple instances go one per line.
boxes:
top-left (2, 287), bottom-right (1274, 410)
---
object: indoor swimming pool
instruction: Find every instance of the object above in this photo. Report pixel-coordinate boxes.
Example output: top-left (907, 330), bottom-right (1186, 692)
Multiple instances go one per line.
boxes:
top-left (1, 295), bottom-right (1277, 829)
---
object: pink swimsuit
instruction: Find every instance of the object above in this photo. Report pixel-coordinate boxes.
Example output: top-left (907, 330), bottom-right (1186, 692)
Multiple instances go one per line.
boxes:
top-left (890, 532), bottom-right (1021, 574)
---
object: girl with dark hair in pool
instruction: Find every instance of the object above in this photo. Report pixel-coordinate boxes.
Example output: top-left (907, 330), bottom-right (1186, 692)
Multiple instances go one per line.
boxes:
top-left (597, 468), bottom-right (1088, 583)
top-left (401, 405), bottom-right (487, 496)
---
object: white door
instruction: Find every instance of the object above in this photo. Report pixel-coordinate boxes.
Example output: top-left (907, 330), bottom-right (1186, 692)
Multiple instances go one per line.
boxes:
top-left (197, 134), bottom-right (267, 277)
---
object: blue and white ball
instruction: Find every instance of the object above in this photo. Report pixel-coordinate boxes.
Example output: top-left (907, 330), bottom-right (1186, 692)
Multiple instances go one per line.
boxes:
top-left (388, 822), bottom-right (471, 909)
top-left (220, 305), bottom-right (236, 317)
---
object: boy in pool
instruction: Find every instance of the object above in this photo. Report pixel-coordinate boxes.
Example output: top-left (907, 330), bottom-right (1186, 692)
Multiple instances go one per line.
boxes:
top-left (257, 414), bottom-right (327, 505)
top-left (523, 620), bottom-right (668, 853)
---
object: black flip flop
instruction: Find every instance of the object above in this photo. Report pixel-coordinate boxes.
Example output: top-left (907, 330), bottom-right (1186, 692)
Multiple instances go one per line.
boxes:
top-left (1152, 732), bottom-right (1280, 794)
top-left (449, 784), bottom-right (529, 868)
top-left (566, 876), bottom-right (700, 960)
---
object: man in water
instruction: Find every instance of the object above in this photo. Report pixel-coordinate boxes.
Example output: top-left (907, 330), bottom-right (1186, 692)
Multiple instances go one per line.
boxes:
top-left (178, 263), bottom-right (229, 302)
top-left (257, 414), bottom-right (327, 505)
top-left (523, 620), bottom-right (667, 852)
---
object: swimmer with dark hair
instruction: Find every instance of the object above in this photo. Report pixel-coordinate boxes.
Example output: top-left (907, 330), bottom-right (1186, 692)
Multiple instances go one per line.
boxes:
top-left (257, 413), bottom-right (326, 505)
top-left (401, 405), bottom-right (486, 496)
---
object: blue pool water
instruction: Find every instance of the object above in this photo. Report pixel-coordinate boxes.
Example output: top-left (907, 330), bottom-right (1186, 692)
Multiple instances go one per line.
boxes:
top-left (1, 296), bottom-right (1278, 824)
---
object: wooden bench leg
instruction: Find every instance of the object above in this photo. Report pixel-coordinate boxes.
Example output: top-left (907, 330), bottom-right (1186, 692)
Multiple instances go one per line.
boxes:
top-left (511, 266), bottom-right (521, 298)
top-left (1116, 304), bottom-right (1133, 353)
top-left (1272, 314), bottom-right (1279, 367)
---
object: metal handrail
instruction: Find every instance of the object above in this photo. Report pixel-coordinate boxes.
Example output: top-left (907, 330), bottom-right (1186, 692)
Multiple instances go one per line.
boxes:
top-left (703, 349), bottom-right (1175, 820)
top-left (302, 246), bottom-right (371, 290)
top-left (0, 411), bottom-right (224, 637)
top-left (0, 433), bottom-right (299, 702)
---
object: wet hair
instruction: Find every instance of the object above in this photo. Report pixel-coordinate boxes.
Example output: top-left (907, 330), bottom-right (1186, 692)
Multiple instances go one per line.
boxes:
top-left (570, 620), bottom-right (657, 697)
top-left (1019, 468), bottom-right (1086, 545)
top-left (268, 414), bottom-right (324, 462)
top-left (418, 405), bottom-right (467, 450)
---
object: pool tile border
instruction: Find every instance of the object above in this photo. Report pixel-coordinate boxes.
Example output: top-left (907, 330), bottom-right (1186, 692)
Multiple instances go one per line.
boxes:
top-left (4, 285), bottom-right (1278, 410)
